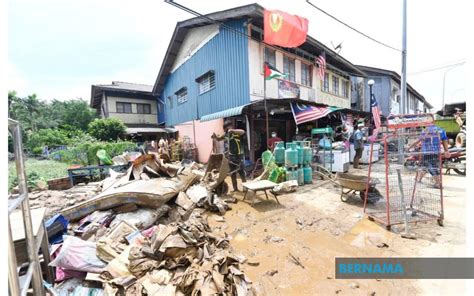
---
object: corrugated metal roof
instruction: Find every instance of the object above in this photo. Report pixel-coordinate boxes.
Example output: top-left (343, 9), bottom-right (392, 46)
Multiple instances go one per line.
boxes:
top-left (90, 81), bottom-right (155, 109)
top-left (95, 81), bottom-right (153, 92)
top-left (200, 104), bottom-right (250, 122)
top-left (125, 127), bottom-right (169, 134)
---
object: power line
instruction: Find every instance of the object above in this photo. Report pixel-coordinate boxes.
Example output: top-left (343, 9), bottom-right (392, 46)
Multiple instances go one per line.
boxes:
top-left (305, 0), bottom-right (401, 52)
top-left (408, 61), bottom-right (466, 75)
top-left (164, 0), bottom-right (364, 77)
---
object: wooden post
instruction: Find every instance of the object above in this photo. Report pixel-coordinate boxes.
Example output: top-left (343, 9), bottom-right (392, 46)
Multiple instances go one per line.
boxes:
top-left (249, 106), bottom-right (255, 163)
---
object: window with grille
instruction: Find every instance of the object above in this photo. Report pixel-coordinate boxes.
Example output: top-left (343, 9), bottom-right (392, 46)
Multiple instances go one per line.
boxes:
top-left (283, 56), bottom-right (295, 82)
top-left (342, 81), bottom-right (349, 98)
top-left (322, 73), bottom-right (329, 92)
top-left (301, 63), bottom-right (311, 86)
top-left (176, 88), bottom-right (188, 104)
top-left (264, 47), bottom-right (276, 68)
top-left (137, 103), bottom-right (151, 114)
top-left (196, 71), bottom-right (216, 95)
top-left (116, 102), bottom-right (132, 113)
top-left (332, 76), bottom-right (340, 95)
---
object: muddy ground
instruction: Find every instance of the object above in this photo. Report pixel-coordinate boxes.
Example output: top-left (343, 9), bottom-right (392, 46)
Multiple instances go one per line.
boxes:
top-left (19, 170), bottom-right (466, 295)
top-left (208, 173), bottom-right (466, 295)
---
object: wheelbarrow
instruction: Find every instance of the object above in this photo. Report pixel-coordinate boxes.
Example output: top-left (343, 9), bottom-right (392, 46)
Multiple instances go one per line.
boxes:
top-left (336, 172), bottom-right (381, 203)
top-left (204, 154), bottom-right (230, 196)
top-left (312, 165), bottom-right (381, 203)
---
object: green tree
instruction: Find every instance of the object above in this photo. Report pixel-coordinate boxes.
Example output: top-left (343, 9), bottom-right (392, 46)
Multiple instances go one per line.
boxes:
top-left (8, 93), bottom-right (58, 132)
top-left (26, 128), bottom-right (69, 150)
top-left (49, 99), bottom-right (97, 131)
top-left (88, 118), bottom-right (126, 141)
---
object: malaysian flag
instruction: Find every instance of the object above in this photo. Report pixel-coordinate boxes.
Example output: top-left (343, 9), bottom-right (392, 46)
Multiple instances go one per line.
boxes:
top-left (290, 101), bottom-right (339, 125)
top-left (371, 94), bottom-right (381, 129)
top-left (315, 51), bottom-right (326, 79)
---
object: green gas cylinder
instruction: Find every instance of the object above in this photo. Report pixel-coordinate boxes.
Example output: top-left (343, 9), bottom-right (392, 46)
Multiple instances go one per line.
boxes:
top-left (297, 167), bottom-right (304, 185)
top-left (303, 141), bottom-right (312, 164)
top-left (295, 141), bottom-right (304, 165)
top-left (303, 165), bottom-right (312, 184)
top-left (284, 142), bottom-right (298, 168)
top-left (285, 168), bottom-right (298, 182)
top-left (274, 141), bottom-right (285, 165)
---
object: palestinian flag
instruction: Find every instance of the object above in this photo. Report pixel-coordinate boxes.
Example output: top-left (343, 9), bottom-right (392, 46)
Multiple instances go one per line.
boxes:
top-left (264, 62), bottom-right (286, 80)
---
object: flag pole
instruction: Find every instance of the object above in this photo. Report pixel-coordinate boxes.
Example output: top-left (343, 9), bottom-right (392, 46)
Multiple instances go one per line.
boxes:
top-left (264, 70), bottom-right (269, 150)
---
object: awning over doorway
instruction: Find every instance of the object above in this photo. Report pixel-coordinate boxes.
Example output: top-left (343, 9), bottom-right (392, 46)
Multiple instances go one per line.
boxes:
top-left (125, 127), bottom-right (170, 134)
top-left (200, 104), bottom-right (252, 122)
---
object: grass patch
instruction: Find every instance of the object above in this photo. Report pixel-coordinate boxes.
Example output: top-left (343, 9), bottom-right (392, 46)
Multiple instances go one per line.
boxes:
top-left (9, 158), bottom-right (70, 190)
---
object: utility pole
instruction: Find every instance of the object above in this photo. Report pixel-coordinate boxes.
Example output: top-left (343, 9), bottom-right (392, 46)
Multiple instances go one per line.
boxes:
top-left (400, 0), bottom-right (407, 114)
top-left (397, 0), bottom-right (408, 165)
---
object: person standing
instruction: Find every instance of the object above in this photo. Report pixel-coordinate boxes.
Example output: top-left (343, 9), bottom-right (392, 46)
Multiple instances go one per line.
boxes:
top-left (409, 125), bottom-right (450, 189)
top-left (267, 131), bottom-right (283, 151)
top-left (341, 125), bottom-right (351, 150)
top-left (353, 123), bottom-right (364, 169)
top-left (213, 121), bottom-right (247, 191)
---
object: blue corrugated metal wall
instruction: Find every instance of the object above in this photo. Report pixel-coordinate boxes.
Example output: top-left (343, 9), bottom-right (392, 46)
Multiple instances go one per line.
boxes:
top-left (162, 19), bottom-right (250, 126)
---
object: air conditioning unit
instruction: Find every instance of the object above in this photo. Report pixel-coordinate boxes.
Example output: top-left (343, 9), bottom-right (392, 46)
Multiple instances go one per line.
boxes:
top-left (308, 89), bottom-right (316, 102)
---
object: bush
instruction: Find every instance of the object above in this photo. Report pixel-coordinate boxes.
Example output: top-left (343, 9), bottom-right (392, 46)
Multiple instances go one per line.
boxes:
top-left (59, 124), bottom-right (89, 139)
top-left (9, 170), bottom-right (46, 191)
top-left (88, 118), bottom-right (127, 141)
top-left (26, 128), bottom-right (69, 151)
top-left (53, 140), bottom-right (137, 165)
top-left (32, 147), bottom-right (44, 155)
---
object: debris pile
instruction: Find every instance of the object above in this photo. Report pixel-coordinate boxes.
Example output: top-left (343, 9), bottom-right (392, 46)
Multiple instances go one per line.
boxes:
top-left (48, 153), bottom-right (254, 295)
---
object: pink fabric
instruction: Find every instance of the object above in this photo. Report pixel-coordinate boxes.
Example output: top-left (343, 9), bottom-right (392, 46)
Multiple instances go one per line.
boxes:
top-left (51, 243), bottom-right (86, 282)
top-left (55, 267), bottom-right (86, 282)
top-left (142, 225), bottom-right (157, 238)
top-left (368, 129), bottom-right (379, 143)
top-left (343, 140), bottom-right (350, 150)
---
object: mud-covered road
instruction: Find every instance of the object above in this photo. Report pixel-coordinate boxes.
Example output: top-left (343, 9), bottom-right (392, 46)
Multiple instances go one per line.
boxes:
top-left (209, 173), bottom-right (466, 295)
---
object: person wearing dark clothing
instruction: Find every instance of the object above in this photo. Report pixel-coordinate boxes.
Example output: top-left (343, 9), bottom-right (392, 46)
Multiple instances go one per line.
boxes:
top-left (352, 124), bottom-right (364, 169)
top-left (213, 122), bottom-right (247, 191)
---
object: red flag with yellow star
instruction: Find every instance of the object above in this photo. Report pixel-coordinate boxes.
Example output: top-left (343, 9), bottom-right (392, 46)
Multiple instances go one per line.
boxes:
top-left (264, 9), bottom-right (309, 48)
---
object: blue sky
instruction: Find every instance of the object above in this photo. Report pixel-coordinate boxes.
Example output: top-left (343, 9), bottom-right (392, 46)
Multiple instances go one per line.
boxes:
top-left (8, 0), bottom-right (467, 110)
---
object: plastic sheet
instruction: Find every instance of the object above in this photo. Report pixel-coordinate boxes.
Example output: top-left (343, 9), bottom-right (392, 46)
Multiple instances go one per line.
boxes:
top-left (109, 208), bottom-right (161, 230)
top-left (49, 235), bottom-right (107, 273)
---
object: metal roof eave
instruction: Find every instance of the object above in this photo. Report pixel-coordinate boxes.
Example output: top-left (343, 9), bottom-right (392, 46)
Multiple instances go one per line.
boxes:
top-left (199, 103), bottom-right (253, 122)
